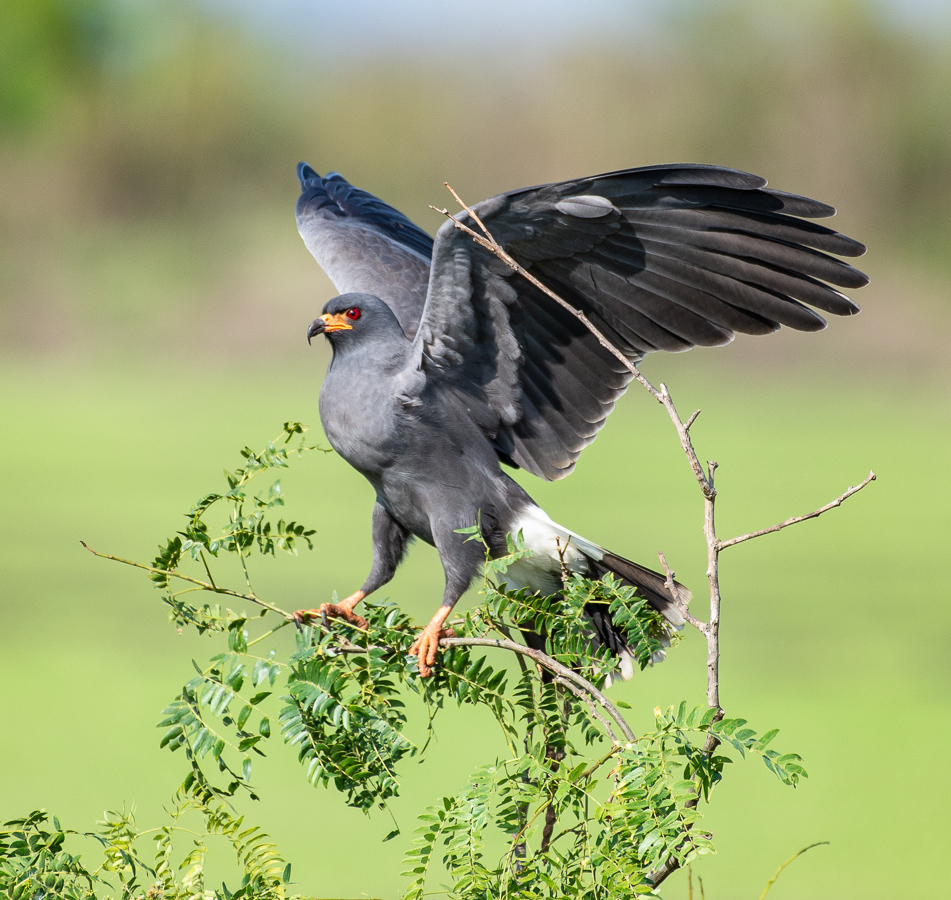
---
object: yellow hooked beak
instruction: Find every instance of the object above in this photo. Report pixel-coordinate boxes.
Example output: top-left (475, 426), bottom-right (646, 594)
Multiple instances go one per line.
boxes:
top-left (307, 312), bottom-right (353, 343)
top-left (320, 312), bottom-right (353, 332)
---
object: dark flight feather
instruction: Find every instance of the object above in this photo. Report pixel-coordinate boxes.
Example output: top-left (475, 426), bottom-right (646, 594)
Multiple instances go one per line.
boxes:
top-left (296, 163), bottom-right (867, 481)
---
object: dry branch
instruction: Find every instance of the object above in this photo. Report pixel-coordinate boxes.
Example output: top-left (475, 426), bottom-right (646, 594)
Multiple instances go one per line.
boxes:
top-left (80, 541), bottom-right (293, 619)
top-left (438, 184), bottom-right (876, 890)
top-left (718, 471), bottom-right (876, 550)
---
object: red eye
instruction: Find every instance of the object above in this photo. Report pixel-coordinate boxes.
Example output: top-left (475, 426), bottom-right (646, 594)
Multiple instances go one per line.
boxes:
top-left (345, 307), bottom-right (360, 321)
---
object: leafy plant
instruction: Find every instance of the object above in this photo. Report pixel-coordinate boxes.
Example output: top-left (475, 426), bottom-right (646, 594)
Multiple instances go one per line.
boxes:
top-left (61, 405), bottom-right (866, 900)
top-left (0, 785), bottom-right (294, 900)
top-left (21, 320), bottom-right (870, 900)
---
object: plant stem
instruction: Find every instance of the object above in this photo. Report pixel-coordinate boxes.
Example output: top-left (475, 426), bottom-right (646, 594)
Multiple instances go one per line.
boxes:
top-left (440, 636), bottom-right (635, 743)
top-left (80, 542), bottom-right (292, 619)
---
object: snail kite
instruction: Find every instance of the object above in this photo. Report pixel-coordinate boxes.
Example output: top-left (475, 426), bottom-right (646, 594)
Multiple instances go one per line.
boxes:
top-left (291, 162), bottom-right (867, 676)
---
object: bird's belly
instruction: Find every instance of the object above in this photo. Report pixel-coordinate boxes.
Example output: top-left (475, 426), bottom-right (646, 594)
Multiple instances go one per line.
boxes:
top-left (376, 470), bottom-right (436, 545)
top-left (371, 424), bottom-right (507, 547)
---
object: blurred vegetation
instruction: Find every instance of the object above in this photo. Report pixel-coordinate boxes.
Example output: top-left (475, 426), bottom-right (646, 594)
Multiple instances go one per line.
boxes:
top-left (1, 0), bottom-right (950, 362)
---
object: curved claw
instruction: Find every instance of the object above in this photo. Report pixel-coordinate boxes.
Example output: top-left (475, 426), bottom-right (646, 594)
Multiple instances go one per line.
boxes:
top-left (408, 623), bottom-right (456, 677)
top-left (292, 591), bottom-right (367, 630)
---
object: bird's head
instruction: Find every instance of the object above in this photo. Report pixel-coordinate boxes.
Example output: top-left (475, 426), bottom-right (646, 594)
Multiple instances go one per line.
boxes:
top-left (307, 293), bottom-right (405, 349)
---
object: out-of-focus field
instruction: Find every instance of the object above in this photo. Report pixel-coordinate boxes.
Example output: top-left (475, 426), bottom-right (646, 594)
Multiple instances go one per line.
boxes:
top-left (2, 1), bottom-right (951, 897)
top-left (2, 352), bottom-right (949, 899)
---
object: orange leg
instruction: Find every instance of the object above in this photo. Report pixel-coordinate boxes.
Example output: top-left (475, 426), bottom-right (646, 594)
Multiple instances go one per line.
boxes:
top-left (408, 606), bottom-right (456, 677)
top-left (292, 590), bottom-right (368, 629)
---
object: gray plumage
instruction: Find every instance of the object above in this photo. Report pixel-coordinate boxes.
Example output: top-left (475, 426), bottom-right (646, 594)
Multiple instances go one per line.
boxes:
top-left (296, 162), bottom-right (867, 676)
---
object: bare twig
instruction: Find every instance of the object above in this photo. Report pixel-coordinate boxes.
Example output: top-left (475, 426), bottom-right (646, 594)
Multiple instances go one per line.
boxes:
top-left (432, 197), bottom-right (653, 394)
top-left (702, 460), bottom-right (721, 714)
top-left (657, 550), bottom-right (676, 594)
top-left (658, 550), bottom-right (706, 632)
top-left (83, 542), bottom-right (369, 654)
top-left (436, 186), bottom-right (875, 891)
top-left (555, 536), bottom-right (572, 589)
top-left (718, 472), bottom-right (876, 550)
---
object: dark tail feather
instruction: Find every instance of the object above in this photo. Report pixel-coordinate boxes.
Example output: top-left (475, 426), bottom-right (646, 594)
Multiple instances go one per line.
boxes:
top-left (519, 546), bottom-right (690, 684)
top-left (582, 549), bottom-right (690, 681)
top-left (587, 549), bottom-right (689, 628)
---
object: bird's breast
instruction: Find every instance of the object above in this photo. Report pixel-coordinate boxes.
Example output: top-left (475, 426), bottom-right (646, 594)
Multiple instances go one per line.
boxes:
top-left (319, 371), bottom-right (405, 478)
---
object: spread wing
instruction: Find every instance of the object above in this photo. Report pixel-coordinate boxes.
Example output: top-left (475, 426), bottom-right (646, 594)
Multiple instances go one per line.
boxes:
top-left (409, 163), bottom-right (868, 480)
top-left (295, 164), bottom-right (433, 338)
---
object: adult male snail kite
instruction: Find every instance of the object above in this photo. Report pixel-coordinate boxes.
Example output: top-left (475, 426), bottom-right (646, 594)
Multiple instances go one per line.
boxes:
top-left (291, 162), bottom-right (867, 676)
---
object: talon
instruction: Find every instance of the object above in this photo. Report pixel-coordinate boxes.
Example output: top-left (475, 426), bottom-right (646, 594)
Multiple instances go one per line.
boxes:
top-left (408, 623), bottom-right (456, 677)
top-left (319, 601), bottom-right (369, 629)
top-left (292, 590), bottom-right (367, 630)
top-left (291, 608), bottom-right (313, 630)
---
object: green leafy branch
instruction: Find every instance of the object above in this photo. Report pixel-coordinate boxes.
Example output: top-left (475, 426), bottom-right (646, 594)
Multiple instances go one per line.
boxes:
top-left (76, 396), bottom-right (874, 899)
top-left (0, 784), bottom-right (298, 900)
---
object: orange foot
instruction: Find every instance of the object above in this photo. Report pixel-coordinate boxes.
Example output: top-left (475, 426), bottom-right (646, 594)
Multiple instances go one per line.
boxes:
top-left (409, 612), bottom-right (456, 677)
top-left (292, 590), bottom-right (367, 630)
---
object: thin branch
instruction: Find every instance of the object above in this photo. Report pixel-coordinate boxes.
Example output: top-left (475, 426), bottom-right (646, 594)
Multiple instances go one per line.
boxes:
top-left (432, 197), bottom-right (649, 393)
top-left (648, 461), bottom-right (725, 886)
top-left (658, 551), bottom-right (706, 633)
top-left (702, 460), bottom-right (721, 714)
top-left (198, 551), bottom-right (218, 590)
top-left (80, 542), bottom-right (292, 619)
top-left (718, 471), bottom-right (876, 550)
top-left (554, 675), bottom-right (619, 745)
top-left (440, 636), bottom-right (636, 743)
top-left (246, 620), bottom-right (291, 647)
top-left (758, 842), bottom-right (829, 899)
top-left (82, 545), bottom-right (368, 654)
top-left (662, 384), bottom-right (715, 497)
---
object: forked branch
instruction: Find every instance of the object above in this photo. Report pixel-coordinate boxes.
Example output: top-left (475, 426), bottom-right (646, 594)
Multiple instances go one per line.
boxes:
top-left (438, 184), bottom-right (876, 889)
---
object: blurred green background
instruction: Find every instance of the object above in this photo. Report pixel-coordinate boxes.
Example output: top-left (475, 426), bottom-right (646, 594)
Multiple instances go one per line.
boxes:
top-left (2, 0), bottom-right (950, 897)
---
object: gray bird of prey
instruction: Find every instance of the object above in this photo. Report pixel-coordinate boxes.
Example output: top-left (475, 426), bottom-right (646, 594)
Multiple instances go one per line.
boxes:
top-left (292, 162), bottom-right (867, 677)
